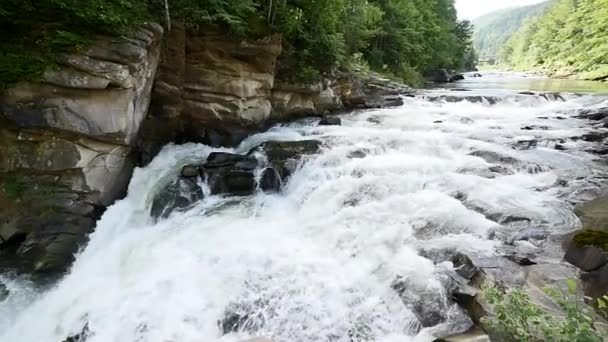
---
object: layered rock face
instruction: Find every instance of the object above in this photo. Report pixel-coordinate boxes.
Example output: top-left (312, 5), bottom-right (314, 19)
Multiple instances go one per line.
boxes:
top-left (145, 26), bottom-right (283, 153)
top-left (0, 23), bottom-right (163, 272)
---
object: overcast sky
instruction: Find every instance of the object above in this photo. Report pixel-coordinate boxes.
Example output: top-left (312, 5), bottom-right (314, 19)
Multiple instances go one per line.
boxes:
top-left (455, 0), bottom-right (548, 19)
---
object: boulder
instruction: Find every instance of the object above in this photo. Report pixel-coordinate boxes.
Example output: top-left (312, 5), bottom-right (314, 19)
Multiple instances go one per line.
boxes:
top-left (575, 107), bottom-right (608, 121)
top-left (451, 74), bottom-right (465, 81)
top-left (150, 176), bottom-right (203, 219)
top-left (432, 69), bottom-right (453, 83)
top-left (452, 253), bottom-right (481, 281)
top-left (0, 282), bottom-right (8, 302)
top-left (565, 234), bottom-right (608, 272)
top-left (581, 264), bottom-right (608, 299)
top-left (203, 153), bottom-right (259, 196)
top-left (318, 117), bottom-right (342, 126)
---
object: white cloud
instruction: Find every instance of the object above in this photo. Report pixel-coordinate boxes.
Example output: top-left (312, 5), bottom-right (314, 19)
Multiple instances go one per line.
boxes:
top-left (455, 0), bottom-right (548, 20)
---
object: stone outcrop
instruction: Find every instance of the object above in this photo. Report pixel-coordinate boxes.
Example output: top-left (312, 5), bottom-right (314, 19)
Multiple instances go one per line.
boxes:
top-left (0, 23), bottom-right (163, 272)
top-left (144, 25), bottom-right (283, 153)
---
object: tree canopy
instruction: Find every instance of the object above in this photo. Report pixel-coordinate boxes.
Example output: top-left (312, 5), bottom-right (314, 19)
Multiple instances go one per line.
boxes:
top-left (501, 0), bottom-right (608, 80)
top-left (0, 0), bottom-right (475, 87)
top-left (472, 1), bottom-right (553, 60)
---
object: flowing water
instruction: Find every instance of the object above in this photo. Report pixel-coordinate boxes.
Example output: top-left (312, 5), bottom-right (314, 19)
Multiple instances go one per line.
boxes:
top-left (1, 74), bottom-right (608, 342)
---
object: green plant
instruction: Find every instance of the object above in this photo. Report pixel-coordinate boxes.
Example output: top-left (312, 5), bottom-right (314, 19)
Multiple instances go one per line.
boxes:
top-left (482, 280), bottom-right (604, 341)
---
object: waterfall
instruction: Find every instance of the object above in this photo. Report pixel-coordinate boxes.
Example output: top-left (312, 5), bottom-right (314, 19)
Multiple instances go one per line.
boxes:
top-left (1, 91), bottom-right (608, 342)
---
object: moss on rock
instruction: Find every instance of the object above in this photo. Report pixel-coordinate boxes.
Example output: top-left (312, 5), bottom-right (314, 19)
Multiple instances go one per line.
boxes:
top-left (572, 230), bottom-right (608, 251)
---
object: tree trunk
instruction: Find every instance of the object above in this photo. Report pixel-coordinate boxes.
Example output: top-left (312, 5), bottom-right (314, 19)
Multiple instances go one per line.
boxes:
top-left (164, 0), bottom-right (171, 31)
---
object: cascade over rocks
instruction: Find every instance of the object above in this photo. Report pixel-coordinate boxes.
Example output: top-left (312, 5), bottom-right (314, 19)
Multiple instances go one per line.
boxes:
top-left (0, 23), bottom-right (163, 272)
top-left (150, 140), bottom-right (322, 219)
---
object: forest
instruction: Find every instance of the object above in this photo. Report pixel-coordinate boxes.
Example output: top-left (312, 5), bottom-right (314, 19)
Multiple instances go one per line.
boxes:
top-left (501, 0), bottom-right (608, 80)
top-left (0, 0), bottom-right (475, 86)
top-left (472, 1), bottom-right (552, 61)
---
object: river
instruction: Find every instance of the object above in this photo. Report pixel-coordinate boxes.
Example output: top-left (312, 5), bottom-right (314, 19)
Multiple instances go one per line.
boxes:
top-left (1, 73), bottom-right (607, 342)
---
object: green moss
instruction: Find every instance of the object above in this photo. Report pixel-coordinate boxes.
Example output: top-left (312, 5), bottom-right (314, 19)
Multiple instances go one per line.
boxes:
top-left (572, 230), bottom-right (608, 251)
top-left (2, 176), bottom-right (25, 200)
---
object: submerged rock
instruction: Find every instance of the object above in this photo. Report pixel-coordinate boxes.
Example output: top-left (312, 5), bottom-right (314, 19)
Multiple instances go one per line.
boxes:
top-left (0, 283), bottom-right (8, 302)
top-left (150, 176), bottom-right (203, 219)
top-left (318, 117), bottom-right (342, 126)
top-left (203, 153), bottom-right (259, 196)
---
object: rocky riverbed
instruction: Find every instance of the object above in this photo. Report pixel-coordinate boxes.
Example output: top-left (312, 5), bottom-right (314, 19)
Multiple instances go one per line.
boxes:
top-left (2, 85), bottom-right (608, 341)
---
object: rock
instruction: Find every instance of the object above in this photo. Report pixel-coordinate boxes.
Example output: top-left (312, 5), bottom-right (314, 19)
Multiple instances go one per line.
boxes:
top-left (251, 140), bottom-right (321, 185)
top-left (425, 95), bottom-right (499, 105)
top-left (518, 91), bottom-right (536, 95)
top-left (555, 144), bottom-right (567, 151)
top-left (59, 54), bottom-right (133, 88)
top-left (150, 176), bottom-right (203, 219)
top-left (472, 73), bottom-right (482, 78)
top-left (469, 151), bottom-right (519, 165)
top-left (203, 153), bottom-right (259, 196)
top-left (504, 254), bottom-right (537, 266)
top-left (220, 303), bottom-right (265, 334)
top-left (0, 283), bottom-right (8, 302)
top-left (431, 69), bottom-right (453, 83)
top-left (271, 81), bottom-right (342, 119)
top-left (451, 74), bottom-right (465, 81)
top-left (42, 68), bottom-right (111, 89)
top-left (575, 194), bottom-right (608, 232)
top-left (318, 117), bottom-right (341, 126)
top-left (580, 131), bottom-right (608, 142)
top-left (181, 165), bottom-right (200, 178)
top-left (451, 253), bottom-right (481, 281)
top-left (436, 326), bottom-right (490, 342)
top-left (575, 107), bottom-right (608, 121)
top-left (565, 243), bottom-right (608, 272)
top-left (581, 263), bottom-right (608, 299)
top-left (392, 277), bottom-right (449, 328)
top-left (240, 338), bottom-right (272, 342)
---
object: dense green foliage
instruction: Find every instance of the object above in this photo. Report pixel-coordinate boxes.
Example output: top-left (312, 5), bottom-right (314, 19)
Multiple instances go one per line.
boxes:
top-left (472, 1), bottom-right (553, 60)
top-left (0, 0), bottom-right (475, 86)
top-left (501, 0), bottom-right (608, 80)
top-left (483, 281), bottom-right (604, 341)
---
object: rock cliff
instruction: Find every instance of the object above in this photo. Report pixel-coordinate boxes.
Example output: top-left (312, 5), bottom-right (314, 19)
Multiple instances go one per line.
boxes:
top-left (0, 23), bottom-right (163, 272)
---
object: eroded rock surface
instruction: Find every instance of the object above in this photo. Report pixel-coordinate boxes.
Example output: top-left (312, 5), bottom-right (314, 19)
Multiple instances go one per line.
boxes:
top-left (0, 23), bottom-right (163, 272)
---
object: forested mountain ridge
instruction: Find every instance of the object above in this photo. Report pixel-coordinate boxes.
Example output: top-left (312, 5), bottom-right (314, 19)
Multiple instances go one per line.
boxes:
top-left (501, 0), bottom-right (608, 80)
top-left (0, 0), bottom-right (475, 87)
top-left (472, 1), bottom-right (553, 60)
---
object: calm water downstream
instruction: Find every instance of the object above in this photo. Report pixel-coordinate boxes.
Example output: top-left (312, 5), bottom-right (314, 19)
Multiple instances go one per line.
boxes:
top-left (1, 73), bottom-right (607, 342)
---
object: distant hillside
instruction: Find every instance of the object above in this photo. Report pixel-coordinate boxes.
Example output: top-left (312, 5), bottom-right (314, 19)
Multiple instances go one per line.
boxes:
top-left (472, 1), bottom-right (553, 59)
top-left (502, 0), bottom-right (608, 80)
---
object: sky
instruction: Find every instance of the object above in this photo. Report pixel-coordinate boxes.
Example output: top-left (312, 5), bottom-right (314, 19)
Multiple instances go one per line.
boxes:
top-left (455, 0), bottom-right (548, 20)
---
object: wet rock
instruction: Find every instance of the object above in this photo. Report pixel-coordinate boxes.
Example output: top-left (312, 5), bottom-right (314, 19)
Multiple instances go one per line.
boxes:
top-left (434, 120), bottom-right (443, 124)
top-left (150, 176), bottom-right (203, 219)
top-left (431, 69), bottom-right (453, 83)
top-left (451, 253), bottom-right (481, 281)
top-left (518, 91), bottom-right (536, 96)
top-left (181, 165), bottom-right (200, 178)
top-left (203, 153), bottom-right (258, 196)
top-left (251, 140), bottom-right (321, 185)
top-left (555, 144), bottom-right (567, 151)
top-left (580, 131), bottom-right (608, 142)
top-left (488, 165), bottom-right (513, 175)
top-left (392, 277), bottom-right (448, 328)
top-left (259, 167), bottom-right (282, 192)
top-left (451, 74), bottom-right (465, 81)
top-left (575, 194), bottom-right (608, 231)
top-left (508, 228), bottom-right (549, 244)
top-left (220, 302), bottom-right (266, 334)
top-left (318, 117), bottom-right (341, 126)
top-left (504, 254), bottom-right (537, 266)
top-left (575, 107), bottom-right (608, 121)
top-left (0, 283), bottom-right (8, 302)
top-left (348, 150), bottom-right (367, 159)
top-left (565, 244), bottom-right (608, 272)
top-left (241, 338), bottom-right (273, 342)
top-left (436, 326), bottom-right (490, 342)
top-left (469, 151), bottom-right (518, 165)
top-left (63, 324), bottom-right (90, 342)
top-left (581, 263), bottom-right (608, 298)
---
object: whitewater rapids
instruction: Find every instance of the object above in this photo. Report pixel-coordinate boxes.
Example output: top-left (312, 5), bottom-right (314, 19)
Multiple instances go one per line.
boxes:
top-left (1, 92), bottom-right (608, 342)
